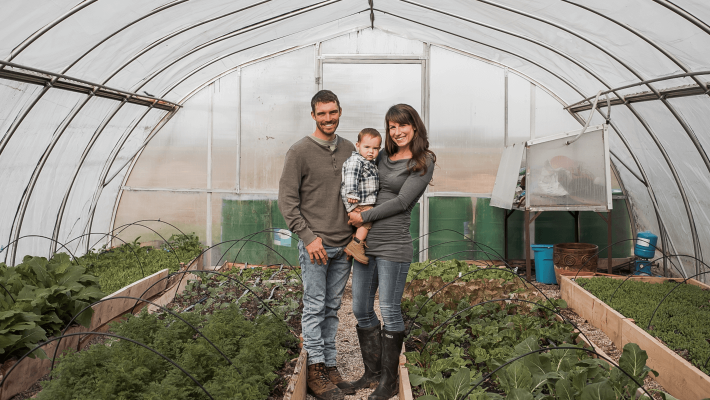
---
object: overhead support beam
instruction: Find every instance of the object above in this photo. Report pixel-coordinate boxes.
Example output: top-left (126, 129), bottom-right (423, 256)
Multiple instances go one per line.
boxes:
top-left (0, 60), bottom-right (179, 111)
top-left (566, 69), bottom-right (710, 110)
top-left (569, 82), bottom-right (709, 113)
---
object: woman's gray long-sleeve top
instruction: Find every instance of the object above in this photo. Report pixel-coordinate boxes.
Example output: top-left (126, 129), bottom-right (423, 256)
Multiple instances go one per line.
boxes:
top-left (361, 152), bottom-right (435, 263)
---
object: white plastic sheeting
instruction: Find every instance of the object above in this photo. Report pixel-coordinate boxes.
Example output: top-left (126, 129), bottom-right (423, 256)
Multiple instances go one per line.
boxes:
top-left (0, 1), bottom-right (706, 277)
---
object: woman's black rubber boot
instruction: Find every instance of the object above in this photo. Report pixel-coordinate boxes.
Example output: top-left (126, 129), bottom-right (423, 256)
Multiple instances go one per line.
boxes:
top-left (368, 329), bottom-right (405, 400)
top-left (350, 324), bottom-right (382, 389)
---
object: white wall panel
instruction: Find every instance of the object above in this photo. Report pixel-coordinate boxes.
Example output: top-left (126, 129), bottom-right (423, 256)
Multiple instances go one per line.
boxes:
top-left (239, 47), bottom-right (315, 191)
top-left (57, 103), bottom-right (149, 253)
top-left (534, 86), bottom-right (580, 138)
top-left (429, 46), bottom-right (504, 193)
top-left (0, 90), bottom-right (84, 260)
top-left (18, 97), bottom-right (116, 258)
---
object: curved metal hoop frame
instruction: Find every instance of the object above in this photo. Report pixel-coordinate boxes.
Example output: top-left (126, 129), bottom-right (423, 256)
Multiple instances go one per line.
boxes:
top-left (416, 297), bottom-right (592, 354)
top-left (50, 295), bottom-right (236, 374)
top-left (0, 332), bottom-right (214, 400)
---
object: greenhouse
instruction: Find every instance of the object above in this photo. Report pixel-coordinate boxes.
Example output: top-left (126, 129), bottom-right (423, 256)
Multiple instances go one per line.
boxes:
top-left (1, 1), bottom-right (709, 400)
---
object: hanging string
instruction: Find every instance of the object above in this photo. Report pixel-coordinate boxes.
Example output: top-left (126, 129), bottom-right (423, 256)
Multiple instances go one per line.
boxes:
top-left (369, 0), bottom-right (374, 28)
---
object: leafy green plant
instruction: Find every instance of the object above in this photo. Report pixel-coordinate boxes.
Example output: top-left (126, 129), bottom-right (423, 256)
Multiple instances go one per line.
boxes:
top-left (80, 233), bottom-right (203, 294)
top-left (37, 305), bottom-right (298, 400)
top-left (0, 253), bottom-right (105, 362)
top-left (408, 260), bottom-right (517, 283)
top-left (578, 277), bottom-right (710, 375)
top-left (404, 259), bottom-right (675, 400)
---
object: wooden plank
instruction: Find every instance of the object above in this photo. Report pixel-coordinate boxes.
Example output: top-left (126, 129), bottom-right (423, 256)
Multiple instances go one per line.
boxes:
top-left (560, 275), bottom-right (627, 348)
top-left (0, 325), bottom-right (83, 400)
top-left (148, 258), bottom-right (205, 313)
top-left (399, 353), bottom-right (413, 400)
top-left (90, 269), bottom-right (169, 331)
top-left (284, 348), bottom-right (308, 400)
top-left (561, 274), bottom-right (710, 400)
top-left (592, 296), bottom-right (626, 347)
top-left (621, 319), bottom-right (710, 400)
top-left (554, 314), bottom-right (613, 363)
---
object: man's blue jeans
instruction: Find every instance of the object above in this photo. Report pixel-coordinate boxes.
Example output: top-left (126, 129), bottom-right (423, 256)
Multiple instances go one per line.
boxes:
top-left (299, 240), bottom-right (351, 366)
top-left (351, 257), bottom-right (410, 332)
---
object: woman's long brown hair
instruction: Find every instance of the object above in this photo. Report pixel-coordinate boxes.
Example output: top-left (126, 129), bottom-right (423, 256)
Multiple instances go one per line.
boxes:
top-left (384, 104), bottom-right (436, 175)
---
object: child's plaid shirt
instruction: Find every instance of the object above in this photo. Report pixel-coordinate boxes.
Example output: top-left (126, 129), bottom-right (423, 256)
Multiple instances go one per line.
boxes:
top-left (340, 151), bottom-right (379, 212)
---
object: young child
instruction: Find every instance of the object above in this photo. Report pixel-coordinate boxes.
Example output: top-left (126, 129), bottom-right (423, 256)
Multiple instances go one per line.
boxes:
top-left (341, 128), bottom-right (382, 263)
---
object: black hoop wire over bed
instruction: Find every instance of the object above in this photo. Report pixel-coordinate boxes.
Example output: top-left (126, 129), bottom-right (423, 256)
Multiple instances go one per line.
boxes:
top-left (171, 238), bottom-right (302, 301)
top-left (0, 282), bottom-right (15, 303)
top-left (457, 346), bottom-right (653, 400)
top-left (49, 295), bottom-right (236, 374)
top-left (410, 228), bottom-right (507, 261)
top-left (63, 231), bottom-right (146, 277)
top-left (406, 266), bottom-right (557, 335)
top-left (129, 268), bottom-right (298, 338)
top-left (589, 253), bottom-right (710, 305)
top-left (415, 297), bottom-right (593, 354)
top-left (402, 248), bottom-right (561, 318)
top-left (0, 332), bottom-right (214, 400)
top-left (646, 269), bottom-right (710, 331)
top-left (571, 238), bottom-right (689, 280)
top-left (1, 234), bottom-right (81, 265)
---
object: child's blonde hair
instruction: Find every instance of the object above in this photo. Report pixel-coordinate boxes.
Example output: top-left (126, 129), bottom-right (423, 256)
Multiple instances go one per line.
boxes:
top-left (357, 128), bottom-right (382, 143)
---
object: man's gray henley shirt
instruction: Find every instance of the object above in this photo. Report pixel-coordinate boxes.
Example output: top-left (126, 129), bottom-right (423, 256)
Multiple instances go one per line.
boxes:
top-left (278, 135), bottom-right (356, 248)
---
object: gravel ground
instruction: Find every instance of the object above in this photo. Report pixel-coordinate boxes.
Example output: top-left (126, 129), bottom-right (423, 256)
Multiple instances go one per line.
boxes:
top-left (535, 283), bottom-right (666, 399)
top-left (307, 275), bottom-right (395, 400)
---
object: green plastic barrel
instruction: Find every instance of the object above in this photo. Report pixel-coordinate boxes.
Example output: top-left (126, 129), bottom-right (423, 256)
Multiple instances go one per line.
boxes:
top-left (535, 211), bottom-right (576, 245)
top-left (428, 197), bottom-right (474, 261)
top-left (410, 203), bottom-right (420, 262)
top-left (579, 199), bottom-right (632, 258)
top-left (471, 199), bottom-right (525, 261)
top-left (472, 198), bottom-right (505, 261)
top-left (506, 210), bottom-right (525, 260)
top-left (270, 201), bottom-right (300, 267)
top-left (221, 199), bottom-right (272, 265)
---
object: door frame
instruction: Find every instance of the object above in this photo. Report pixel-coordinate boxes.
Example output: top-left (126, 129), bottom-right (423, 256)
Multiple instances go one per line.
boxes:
top-left (316, 46), bottom-right (432, 261)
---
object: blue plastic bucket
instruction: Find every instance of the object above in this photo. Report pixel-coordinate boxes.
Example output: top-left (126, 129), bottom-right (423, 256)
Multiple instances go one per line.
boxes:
top-left (531, 244), bottom-right (556, 284)
top-left (634, 231), bottom-right (658, 259)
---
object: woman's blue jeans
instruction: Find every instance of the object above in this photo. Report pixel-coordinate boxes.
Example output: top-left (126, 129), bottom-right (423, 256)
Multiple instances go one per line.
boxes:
top-left (351, 257), bottom-right (410, 332)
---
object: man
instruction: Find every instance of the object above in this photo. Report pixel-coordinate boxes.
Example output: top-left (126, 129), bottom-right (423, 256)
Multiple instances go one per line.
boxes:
top-left (278, 90), bottom-right (356, 400)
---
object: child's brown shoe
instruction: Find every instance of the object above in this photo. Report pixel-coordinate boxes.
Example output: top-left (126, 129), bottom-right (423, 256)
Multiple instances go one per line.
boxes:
top-left (345, 238), bottom-right (369, 264)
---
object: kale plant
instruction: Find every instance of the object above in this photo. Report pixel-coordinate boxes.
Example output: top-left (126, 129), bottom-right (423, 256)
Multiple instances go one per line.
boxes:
top-left (38, 305), bottom-right (297, 400)
top-left (0, 253), bottom-right (104, 362)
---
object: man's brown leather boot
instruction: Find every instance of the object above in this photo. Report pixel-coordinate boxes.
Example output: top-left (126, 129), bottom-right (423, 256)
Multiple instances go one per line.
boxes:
top-left (308, 363), bottom-right (344, 400)
top-left (326, 366), bottom-right (357, 394)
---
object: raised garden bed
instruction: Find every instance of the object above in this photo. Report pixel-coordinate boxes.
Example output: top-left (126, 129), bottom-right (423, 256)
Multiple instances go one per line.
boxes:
top-left (560, 273), bottom-right (710, 400)
top-left (401, 259), bottom-right (665, 400)
top-left (0, 236), bottom-right (204, 400)
top-left (28, 264), bottom-right (304, 400)
top-left (0, 254), bottom-right (105, 400)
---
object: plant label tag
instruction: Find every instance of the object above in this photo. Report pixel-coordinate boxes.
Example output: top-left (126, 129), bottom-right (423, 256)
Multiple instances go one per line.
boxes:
top-left (273, 229), bottom-right (292, 247)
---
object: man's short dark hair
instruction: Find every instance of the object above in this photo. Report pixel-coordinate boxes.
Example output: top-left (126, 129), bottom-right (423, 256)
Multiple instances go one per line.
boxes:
top-left (311, 90), bottom-right (341, 113)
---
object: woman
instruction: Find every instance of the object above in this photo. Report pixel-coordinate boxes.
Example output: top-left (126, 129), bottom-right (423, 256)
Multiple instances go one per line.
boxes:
top-left (347, 104), bottom-right (435, 400)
